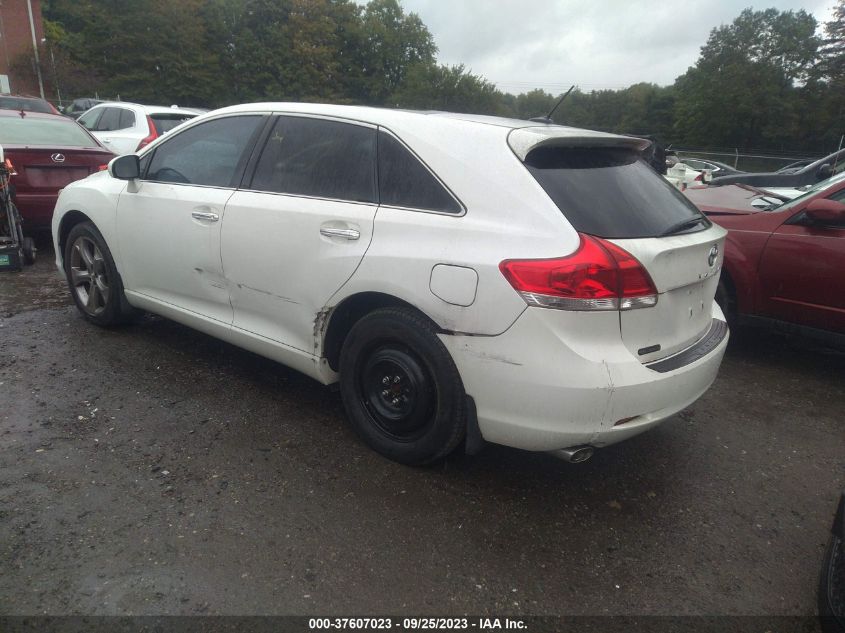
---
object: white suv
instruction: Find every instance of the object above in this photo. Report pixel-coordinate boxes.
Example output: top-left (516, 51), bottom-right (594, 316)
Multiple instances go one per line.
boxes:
top-left (76, 102), bottom-right (198, 155)
top-left (52, 104), bottom-right (728, 465)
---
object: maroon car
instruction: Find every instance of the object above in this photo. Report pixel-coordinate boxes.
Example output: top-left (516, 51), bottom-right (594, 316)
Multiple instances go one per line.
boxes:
top-left (0, 109), bottom-right (115, 231)
top-left (685, 178), bottom-right (845, 342)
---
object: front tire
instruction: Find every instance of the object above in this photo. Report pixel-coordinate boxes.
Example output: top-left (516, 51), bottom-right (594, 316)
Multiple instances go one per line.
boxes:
top-left (339, 307), bottom-right (466, 465)
top-left (64, 222), bottom-right (136, 326)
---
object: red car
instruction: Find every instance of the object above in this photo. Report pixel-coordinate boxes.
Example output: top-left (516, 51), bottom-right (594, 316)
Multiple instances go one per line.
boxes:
top-left (0, 109), bottom-right (115, 231)
top-left (685, 177), bottom-right (845, 343)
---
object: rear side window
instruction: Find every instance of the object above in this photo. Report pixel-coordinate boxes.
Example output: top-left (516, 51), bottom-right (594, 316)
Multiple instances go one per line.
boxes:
top-left (377, 132), bottom-right (460, 213)
top-left (95, 107), bottom-right (123, 131)
top-left (524, 147), bottom-right (705, 239)
top-left (118, 109), bottom-right (136, 129)
top-left (251, 116), bottom-right (376, 204)
top-left (146, 115), bottom-right (262, 188)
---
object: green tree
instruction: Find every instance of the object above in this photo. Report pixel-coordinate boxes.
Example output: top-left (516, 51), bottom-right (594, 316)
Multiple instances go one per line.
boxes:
top-left (673, 8), bottom-right (820, 150)
top-left (391, 64), bottom-right (502, 113)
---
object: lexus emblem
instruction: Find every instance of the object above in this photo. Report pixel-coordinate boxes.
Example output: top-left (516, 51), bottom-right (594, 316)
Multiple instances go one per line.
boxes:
top-left (51, 153), bottom-right (66, 163)
top-left (708, 244), bottom-right (719, 267)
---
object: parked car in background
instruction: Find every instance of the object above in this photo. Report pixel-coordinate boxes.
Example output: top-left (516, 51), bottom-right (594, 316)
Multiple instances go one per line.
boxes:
top-left (0, 94), bottom-right (61, 115)
top-left (665, 162), bottom-right (711, 190)
top-left (776, 158), bottom-right (814, 174)
top-left (819, 491), bottom-right (845, 633)
top-left (679, 157), bottom-right (744, 178)
top-left (712, 148), bottom-right (845, 188)
top-left (686, 172), bottom-right (845, 342)
top-left (0, 109), bottom-right (114, 231)
top-left (63, 97), bottom-right (103, 118)
top-left (52, 104), bottom-right (728, 465)
top-left (76, 102), bottom-right (198, 155)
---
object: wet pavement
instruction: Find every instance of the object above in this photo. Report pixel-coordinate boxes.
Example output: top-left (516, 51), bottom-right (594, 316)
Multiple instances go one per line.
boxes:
top-left (0, 244), bottom-right (843, 617)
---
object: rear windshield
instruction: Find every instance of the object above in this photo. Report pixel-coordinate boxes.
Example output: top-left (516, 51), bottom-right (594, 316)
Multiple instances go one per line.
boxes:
top-left (524, 147), bottom-right (707, 238)
top-left (151, 113), bottom-right (195, 135)
top-left (0, 117), bottom-right (100, 148)
top-left (0, 96), bottom-right (53, 114)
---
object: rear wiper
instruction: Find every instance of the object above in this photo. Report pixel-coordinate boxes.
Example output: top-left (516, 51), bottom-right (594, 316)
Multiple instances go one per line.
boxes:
top-left (660, 216), bottom-right (707, 236)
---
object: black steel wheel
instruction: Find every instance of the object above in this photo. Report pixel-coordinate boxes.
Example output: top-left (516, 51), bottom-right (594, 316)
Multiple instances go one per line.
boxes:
top-left (339, 307), bottom-right (466, 465)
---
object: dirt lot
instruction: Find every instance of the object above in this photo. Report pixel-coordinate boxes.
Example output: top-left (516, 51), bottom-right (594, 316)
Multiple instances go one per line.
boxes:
top-left (0, 243), bottom-right (843, 619)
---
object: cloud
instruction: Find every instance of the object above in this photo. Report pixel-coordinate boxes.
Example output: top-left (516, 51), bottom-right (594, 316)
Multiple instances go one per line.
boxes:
top-left (399, 0), bottom-right (834, 93)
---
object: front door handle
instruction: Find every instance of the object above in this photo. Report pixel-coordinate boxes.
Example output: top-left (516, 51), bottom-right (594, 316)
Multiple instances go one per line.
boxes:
top-left (192, 210), bottom-right (219, 222)
top-left (320, 227), bottom-right (360, 240)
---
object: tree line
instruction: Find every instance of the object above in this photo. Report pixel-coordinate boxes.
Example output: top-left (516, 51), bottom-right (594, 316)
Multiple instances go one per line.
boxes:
top-left (24, 0), bottom-right (845, 154)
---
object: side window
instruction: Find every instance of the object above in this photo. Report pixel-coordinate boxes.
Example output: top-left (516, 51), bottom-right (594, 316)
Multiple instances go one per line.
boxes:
top-left (377, 132), bottom-right (461, 213)
top-left (95, 107), bottom-right (122, 132)
top-left (146, 115), bottom-right (262, 188)
top-left (118, 109), bottom-right (136, 130)
top-left (77, 108), bottom-right (102, 131)
top-left (251, 116), bottom-right (376, 203)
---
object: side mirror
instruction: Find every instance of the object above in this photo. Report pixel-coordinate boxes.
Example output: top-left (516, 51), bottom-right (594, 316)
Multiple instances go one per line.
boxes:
top-left (817, 163), bottom-right (833, 180)
top-left (805, 198), bottom-right (845, 224)
top-left (109, 154), bottom-right (140, 180)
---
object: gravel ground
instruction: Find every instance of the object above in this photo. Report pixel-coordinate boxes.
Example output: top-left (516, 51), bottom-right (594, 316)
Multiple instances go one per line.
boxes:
top-left (0, 243), bottom-right (843, 619)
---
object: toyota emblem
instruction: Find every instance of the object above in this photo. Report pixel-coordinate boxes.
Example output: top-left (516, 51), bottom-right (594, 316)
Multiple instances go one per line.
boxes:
top-left (708, 244), bottom-right (719, 267)
top-left (51, 153), bottom-right (66, 163)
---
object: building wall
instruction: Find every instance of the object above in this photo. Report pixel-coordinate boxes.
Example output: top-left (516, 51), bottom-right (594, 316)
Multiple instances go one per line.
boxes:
top-left (0, 0), bottom-right (45, 96)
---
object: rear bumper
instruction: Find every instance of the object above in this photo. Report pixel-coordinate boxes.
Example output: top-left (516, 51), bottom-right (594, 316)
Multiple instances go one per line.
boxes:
top-left (440, 305), bottom-right (728, 452)
top-left (14, 193), bottom-right (57, 230)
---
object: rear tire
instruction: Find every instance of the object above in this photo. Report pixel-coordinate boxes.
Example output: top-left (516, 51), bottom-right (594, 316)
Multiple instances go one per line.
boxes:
top-left (339, 307), bottom-right (466, 465)
top-left (22, 237), bottom-right (36, 265)
top-left (64, 222), bottom-right (137, 326)
top-left (715, 278), bottom-right (737, 328)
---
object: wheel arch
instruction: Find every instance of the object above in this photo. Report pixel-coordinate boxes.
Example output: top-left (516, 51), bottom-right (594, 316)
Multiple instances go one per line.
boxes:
top-left (57, 210), bottom-right (94, 267)
top-left (321, 292), bottom-right (443, 372)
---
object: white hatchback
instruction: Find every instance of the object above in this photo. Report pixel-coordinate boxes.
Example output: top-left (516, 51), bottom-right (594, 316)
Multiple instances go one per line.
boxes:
top-left (76, 102), bottom-right (198, 155)
top-left (52, 103), bottom-right (728, 465)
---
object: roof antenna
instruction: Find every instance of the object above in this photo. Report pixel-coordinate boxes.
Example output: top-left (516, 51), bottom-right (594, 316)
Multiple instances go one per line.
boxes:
top-left (530, 85), bottom-right (575, 124)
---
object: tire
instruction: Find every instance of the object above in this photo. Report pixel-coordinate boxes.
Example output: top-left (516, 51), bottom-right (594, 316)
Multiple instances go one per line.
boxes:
top-left (22, 237), bottom-right (36, 265)
top-left (339, 307), bottom-right (466, 465)
top-left (64, 221), bottom-right (137, 326)
top-left (715, 279), bottom-right (737, 328)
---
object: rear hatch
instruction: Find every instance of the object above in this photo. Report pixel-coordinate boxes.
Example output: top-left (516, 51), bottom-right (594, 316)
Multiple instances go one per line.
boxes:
top-left (510, 127), bottom-right (726, 364)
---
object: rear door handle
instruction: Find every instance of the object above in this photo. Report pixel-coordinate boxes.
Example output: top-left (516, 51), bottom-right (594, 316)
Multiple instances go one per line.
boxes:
top-left (320, 227), bottom-right (360, 240)
top-left (192, 210), bottom-right (219, 222)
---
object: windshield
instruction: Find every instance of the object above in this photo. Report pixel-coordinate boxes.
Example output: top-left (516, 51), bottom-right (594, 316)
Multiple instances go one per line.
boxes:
top-left (0, 117), bottom-right (100, 148)
top-left (768, 171), bottom-right (845, 212)
top-left (0, 96), bottom-right (53, 114)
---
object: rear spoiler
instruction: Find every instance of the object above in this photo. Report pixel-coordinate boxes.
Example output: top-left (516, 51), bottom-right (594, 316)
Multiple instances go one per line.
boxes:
top-left (507, 126), bottom-right (652, 162)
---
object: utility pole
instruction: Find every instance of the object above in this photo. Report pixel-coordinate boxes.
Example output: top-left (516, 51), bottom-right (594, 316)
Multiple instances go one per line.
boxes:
top-left (26, 0), bottom-right (45, 99)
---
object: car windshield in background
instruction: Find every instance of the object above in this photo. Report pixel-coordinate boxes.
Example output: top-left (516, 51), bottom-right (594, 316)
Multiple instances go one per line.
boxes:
top-left (771, 170), bottom-right (845, 213)
top-left (0, 96), bottom-right (54, 114)
top-left (524, 147), bottom-right (707, 239)
top-left (150, 114), bottom-right (196, 135)
top-left (0, 117), bottom-right (100, 148)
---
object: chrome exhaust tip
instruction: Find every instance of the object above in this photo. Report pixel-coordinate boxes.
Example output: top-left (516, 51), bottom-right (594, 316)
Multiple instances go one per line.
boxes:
top-left (549, 445), bottom-right (594, 463)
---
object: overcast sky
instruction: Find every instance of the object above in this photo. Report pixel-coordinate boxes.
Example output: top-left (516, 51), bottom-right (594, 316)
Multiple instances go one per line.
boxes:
top-left (399, 0), bottom-right (836, 94)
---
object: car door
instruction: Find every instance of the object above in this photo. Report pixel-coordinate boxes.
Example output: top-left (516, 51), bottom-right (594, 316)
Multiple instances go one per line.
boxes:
top-left (221, 115), bottom-right (378, 354)
top-left (116, 114), bottom-right (266, 324)
top-left (757, 189), bottom-right (845, 332)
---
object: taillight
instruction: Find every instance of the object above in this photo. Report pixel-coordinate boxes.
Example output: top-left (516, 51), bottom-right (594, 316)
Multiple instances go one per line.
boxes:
top-left (694, 172), bottom-right (703, 181)
top-left (97, 164), bottom-right (108, 171)
top-left (499, 234), bottom-right (658, 311)
top-left (135, 115), bottom-right (159, 151)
